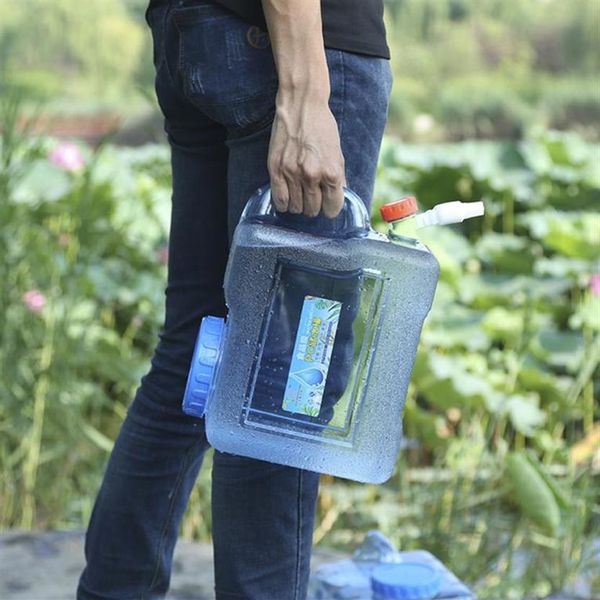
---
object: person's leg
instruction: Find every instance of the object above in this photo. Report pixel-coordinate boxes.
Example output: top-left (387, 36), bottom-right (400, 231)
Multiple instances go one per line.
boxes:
top-left (77, 4), bottom-right (231, 598)
top-left (79, 2), bottom-right (393, 597)
top-left (209, 49), bottom-right (392, 600)
top-left (77, 416), bottom-right (209, 600)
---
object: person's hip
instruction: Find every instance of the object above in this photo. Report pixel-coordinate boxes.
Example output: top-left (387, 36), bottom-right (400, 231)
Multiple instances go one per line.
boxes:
top-left (147, 0), bottom-right (392, 141)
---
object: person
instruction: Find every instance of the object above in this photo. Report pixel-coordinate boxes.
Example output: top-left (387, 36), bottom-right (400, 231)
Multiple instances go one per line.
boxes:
top-left (77, 0), bottom-right (391, 598)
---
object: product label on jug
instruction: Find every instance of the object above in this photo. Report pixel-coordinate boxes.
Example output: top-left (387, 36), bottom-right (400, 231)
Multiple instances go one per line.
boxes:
top-left (282, 295), bottom-right (342, 417)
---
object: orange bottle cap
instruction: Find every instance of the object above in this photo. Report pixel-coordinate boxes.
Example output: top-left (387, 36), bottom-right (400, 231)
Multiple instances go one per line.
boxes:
top-left (380, 197), bottom-right (418, 222)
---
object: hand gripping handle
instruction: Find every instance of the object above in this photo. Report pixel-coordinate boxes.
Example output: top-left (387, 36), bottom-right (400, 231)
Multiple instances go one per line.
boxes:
top-left (239, 185), bottom-right (371, 239)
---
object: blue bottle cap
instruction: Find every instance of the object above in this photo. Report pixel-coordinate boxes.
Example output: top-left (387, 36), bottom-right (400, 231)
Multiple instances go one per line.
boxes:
top-left (371, 562), bottom-right (442, 600)
top-left (182, 316), bottom-right (225, 417)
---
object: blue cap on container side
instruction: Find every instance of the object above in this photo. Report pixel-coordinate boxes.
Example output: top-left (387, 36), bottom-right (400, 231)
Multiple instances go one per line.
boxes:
top-left (371, 563), bottom-right (442, 600)
top-left (182, 316), bottom-right (225, 418)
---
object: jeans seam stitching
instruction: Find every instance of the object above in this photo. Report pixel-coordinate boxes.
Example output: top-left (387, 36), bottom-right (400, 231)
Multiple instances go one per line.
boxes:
top-left (174, 14), bottom-right (185, 86)
top-left (157, 4), bottom-right (178, 91)
top-left (174, 13), bottom-right (232, 27)
top-left (146, 441), bottom-right (198, 595)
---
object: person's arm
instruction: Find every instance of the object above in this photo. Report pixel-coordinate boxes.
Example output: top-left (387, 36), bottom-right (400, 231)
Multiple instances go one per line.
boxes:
top-left (261, 0), bottom-right (345, 218)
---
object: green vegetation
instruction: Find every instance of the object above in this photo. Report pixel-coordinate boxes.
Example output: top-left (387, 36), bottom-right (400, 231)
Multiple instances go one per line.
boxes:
top-left (1, 91), bottom-right (598, 594)
top-left (384, 0), bottom-right (600, 140)
top-left (0, 0), bottom-right (598, 596)
top-left (0, 0), bottom-right (599, 138)
top-left (0, 0), bottom-right (150, 112)
top-left (326, 130), bottom-right (600, 597)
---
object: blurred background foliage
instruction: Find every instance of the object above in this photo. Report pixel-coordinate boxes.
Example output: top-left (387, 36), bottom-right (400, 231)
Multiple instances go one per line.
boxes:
top-left (0, 0), bottom-right (598, 598)
top-left (383, 0), bottom-right (600, 140)
top-left (0, 0), bottom-right (599, 139)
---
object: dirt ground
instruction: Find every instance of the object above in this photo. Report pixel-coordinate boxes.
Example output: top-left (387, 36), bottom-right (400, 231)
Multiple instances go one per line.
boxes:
top-left (0, 529), bottom-right (344, 600)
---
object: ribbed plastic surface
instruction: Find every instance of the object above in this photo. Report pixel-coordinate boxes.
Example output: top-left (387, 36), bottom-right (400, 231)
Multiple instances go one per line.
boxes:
top-left (371, 562), bottom-right (442, 599)
top-left (182, 316), bottom-right (225, 418)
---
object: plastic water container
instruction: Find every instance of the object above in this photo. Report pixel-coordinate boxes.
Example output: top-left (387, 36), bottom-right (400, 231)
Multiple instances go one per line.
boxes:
top-left (309, 531), bottom-right (476, 600)
top-left (183, 186), bottom-right (441, 483)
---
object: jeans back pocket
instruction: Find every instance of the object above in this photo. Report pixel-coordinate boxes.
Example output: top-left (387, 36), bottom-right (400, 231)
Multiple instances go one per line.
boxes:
top-left (172, 3), bottom-right (278, 131)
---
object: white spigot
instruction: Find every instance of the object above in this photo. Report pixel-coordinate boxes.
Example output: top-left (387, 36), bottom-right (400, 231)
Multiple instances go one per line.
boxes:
top-left (415, 201), bottom-right (485, 229)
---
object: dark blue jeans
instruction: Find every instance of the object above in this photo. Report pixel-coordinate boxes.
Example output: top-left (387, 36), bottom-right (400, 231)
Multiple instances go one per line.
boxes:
top-left (77, 1), bottom-right (392, 598)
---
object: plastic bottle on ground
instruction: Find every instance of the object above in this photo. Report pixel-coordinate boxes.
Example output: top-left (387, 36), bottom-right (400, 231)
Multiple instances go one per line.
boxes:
top-left (309, 531), bottom-right (476, 599)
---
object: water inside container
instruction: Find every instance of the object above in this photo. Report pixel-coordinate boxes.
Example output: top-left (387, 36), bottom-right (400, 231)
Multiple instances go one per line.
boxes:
top-left (242, 260), bottom-right (386, 446)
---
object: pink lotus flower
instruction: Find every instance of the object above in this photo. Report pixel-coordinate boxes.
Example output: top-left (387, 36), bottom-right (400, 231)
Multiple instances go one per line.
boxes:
top-left (591, 274), bottom-right (600, 297)
top-left (49, 142), bottom-right (85, 172)
top-left (22, 289), bottom-right (46, 314)
top-left (157, 244), bottom-right (169, 266)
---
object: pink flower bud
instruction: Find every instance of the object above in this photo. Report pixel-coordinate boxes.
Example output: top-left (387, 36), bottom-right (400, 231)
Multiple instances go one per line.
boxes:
top-left (22, 289), bottom-right (46, 314)
top-left (591, 274), bottom-right (600, 297)
top-left (49, 142), bottom-right (85, 172)
top-left (157, 244), bottom-right (169, 266)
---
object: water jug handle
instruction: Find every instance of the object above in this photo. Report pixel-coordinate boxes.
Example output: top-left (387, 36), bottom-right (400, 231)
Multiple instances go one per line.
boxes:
top-left (240, 185), bottom-right (371, 239)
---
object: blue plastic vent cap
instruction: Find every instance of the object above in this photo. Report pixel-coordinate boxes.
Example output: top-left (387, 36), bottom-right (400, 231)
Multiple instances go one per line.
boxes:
top-left (371, 563), bottom-right (442, 600)
top-left (182, 316), bottom-right (225, 418)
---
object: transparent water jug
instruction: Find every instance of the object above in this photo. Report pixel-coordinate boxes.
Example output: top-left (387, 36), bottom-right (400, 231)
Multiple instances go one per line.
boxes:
top-left (182, 186), bottom-right (439, 483)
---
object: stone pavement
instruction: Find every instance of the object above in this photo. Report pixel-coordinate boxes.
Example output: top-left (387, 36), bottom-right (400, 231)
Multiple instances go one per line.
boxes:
top-left (2, 530), bottom-right (597, 599)
top-left (0, 530), bottom-right (344, 600)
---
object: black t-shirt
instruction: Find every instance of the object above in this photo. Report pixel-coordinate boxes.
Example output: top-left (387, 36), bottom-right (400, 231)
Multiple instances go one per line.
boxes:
top-left (149, 0), bottom-right (389, 59)
top-left (215, 0), bottom-right (389, 59)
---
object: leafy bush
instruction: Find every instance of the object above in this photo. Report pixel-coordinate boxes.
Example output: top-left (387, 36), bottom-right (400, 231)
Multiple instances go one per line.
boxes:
top-left (383, 0), bottom-right (599, 140)
top-left (386, 88), bottom-right (418, 138)
top-left (434, 79), bottom-right (533, 140)
top-left (1, 69), bottom-right (64, 102)
top-left (2, 0), bottom-right (600, 139)
top-left (349, 128), bottom-right (598, 595)
top-left (0, 99), bottom-right (171, 528)
top-left (1, 97), bottom-right (598, 595)
top-left (544, 80), bottom-right (600, 138)
top-left (0, 0), bottom-right (146, 102)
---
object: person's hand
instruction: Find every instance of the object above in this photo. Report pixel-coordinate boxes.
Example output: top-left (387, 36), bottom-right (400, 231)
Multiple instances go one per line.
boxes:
top-left (267, 93), bottom-right (346, 218)
top-left (260, 0), bottom-right (346, 219)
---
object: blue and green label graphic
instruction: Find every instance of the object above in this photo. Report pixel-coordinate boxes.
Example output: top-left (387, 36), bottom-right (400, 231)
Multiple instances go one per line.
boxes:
top-left (282, 295), bottom-right (342, 417)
